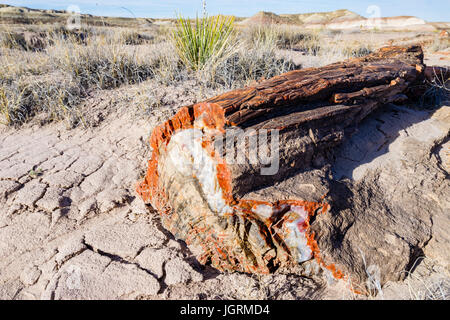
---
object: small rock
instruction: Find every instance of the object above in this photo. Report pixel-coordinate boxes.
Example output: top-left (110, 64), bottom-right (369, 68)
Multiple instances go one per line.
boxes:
top-left (0, 180), bottom-right (21, 201)
top-left (55, 237), bottom-right (86, 266)
top-left (135, 248), bottom-right (175, 279)
top-left (35, 187), bottom-right (64, 212)
top-left (13, 180), bottom-right (46, 207)
top-left (42, 171), bottom-right (83, 189)
top-left (165, 257), bottom-right (203, 286)
top-left (20, 266), bottom-right (41, 286)
top-left (167, 239), bottom-right (182, 250)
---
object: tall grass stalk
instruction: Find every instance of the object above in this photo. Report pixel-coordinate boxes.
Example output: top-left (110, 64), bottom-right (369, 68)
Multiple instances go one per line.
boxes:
top-left (172, 14), bottom-right (235, 71)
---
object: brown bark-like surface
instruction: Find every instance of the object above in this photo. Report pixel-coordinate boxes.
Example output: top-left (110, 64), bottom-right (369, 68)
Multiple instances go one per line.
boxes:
top-left (207, 45), bottom-right (425, 197)
top-left (206, 45), bottom-right (423, 123)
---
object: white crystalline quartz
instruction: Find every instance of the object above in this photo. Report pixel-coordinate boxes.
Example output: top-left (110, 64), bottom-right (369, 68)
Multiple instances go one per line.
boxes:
top-left (284, 206), bottom-right (313, 263)
top-left (165, 128), bottom-right (232, 216)
top-left (252, 204), bottom-right (273, 219)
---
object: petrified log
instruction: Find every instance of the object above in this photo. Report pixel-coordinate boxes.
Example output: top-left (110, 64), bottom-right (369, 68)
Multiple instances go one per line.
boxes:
top-left (137, 46), bottom-right (425, 281)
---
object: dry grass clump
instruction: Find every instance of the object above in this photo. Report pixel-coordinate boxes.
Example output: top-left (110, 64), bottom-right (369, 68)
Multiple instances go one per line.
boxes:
top-left (0, 47), bottom-right (51, 81)
top-left (241, 24), bottom-right (320, 53)
top-left (0, 30), bottom-right (46, 51)
top-left (0, 74), bottom-right (83, 126)
top-left (119, 29), bottom-right (154, 45)
top-left (0, 25), bottom-right (165, 126)
top-left (208, 38), bottom-right (300, 89)
top-left (0, 31), bottom-right (27, 50)
top-left (324, 40), bottom-right (373, 59)
top-left (0, 27), bottom-right (186, 126)
top-left (93, 26), bottom-right (160, 45)
top-left (0, 25), bottom-right (93, 52)
top-left (47, 25), bottom-right (91, 44)
top-left (48, 36), bottom-right (156, 89)
top-left (426, 36), bottom-right (450, 52)
top-left (240, 24), bottom-right (374, 60)
top-left (300, 37), bottom-right (374, 68)
top-left (0, 25), bottom-right (162, 53)
top-left (421, 67), bottom-right (449, 107)
top-left (148, 42), bottom-right (188, 85)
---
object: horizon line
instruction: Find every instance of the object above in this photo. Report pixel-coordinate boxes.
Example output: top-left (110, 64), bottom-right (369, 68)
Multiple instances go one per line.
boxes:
top-left (1, 3), bottom-right (447, 23)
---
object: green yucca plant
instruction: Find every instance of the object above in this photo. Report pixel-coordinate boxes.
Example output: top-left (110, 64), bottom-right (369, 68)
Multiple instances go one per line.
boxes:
top-left (172, 14), bottom-right (235, 71)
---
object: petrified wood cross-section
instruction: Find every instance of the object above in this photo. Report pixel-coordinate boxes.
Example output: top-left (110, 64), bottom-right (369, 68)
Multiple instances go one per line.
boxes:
top-left (137, 46), bottom-right (425, 279)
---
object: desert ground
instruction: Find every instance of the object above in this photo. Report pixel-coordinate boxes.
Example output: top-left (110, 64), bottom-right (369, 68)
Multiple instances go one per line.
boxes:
top-left (0, 5), bottom-right (449, 300)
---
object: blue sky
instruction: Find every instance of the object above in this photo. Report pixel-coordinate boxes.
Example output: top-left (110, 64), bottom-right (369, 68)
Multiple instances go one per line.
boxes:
top-left (2, 1), bottom-right (449, 21)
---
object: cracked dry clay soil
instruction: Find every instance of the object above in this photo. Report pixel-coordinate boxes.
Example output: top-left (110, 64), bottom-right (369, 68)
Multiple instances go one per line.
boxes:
top-left (0, 107), bottom-right (329, 300)
top-left (0, 98), bottom-right (449, 299)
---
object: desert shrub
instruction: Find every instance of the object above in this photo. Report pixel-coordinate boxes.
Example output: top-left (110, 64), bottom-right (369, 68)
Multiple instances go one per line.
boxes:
top-left (0, 75), bottom-right (84, 127)
top-left (341, 42), bottom-right (373, 57)
top-left (153, 25), bottom-right (172, 43)
top-left (420, 67), bottom-right (449, 108)
top-left (0, 31), bottom-right (187, 126)
top-left (277, 29), bottom-right (317, 50)
top-left (47, 25), bottom-right (91, 44)
top-left (316, 38), bottom-right (373, 64)
top-left (204, 39), bottom-right (300, 89)
top-left (241, 25), bottom-right (321, 53)
top-left (0, 26), bottom-right (93, 52)
top-left (0, 31), bottom-right (27, 50)
top-left (0, 48), bottom-right (51, 81)
top-left (427, 36), bottom-right (450, 52)
top-left (172, 14), bottom-right (235, 71)
top-left (0, 31), bottom-right (47, 51)
top-left (149, 42), bottom-right (188, 85)
top-left (295, 32), bottom-right (321, 55)
top-left (119, 29), bottom-right (154, 45)
top-left (0, 85), bottom-right (26, 125)
top-left (48, 36), bottom-right (156, 89)
top-left (241, 25), bottom-right (279, 47)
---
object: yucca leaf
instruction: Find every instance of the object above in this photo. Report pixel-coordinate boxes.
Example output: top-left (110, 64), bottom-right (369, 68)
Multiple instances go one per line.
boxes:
top-left (172, 14), bottom-right (235, 71)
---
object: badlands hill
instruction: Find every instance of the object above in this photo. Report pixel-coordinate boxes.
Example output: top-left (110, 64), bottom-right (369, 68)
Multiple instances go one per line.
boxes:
top-left (1, 4), bottom-right (448, 32)
top-left (0, 4), bottom-right (155, 27)
top-left (281, 9), bottom-right (363, 25)
top-left (241, 9), bottom-right (445, 31)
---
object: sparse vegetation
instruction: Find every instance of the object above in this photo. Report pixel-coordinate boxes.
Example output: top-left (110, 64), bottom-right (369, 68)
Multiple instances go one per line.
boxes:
top-left (241, 24), bottom-right (321, 53)
top-left (427, 36), bottom-right (450, 53)
top-left (209, 38), bottom-right (299, 89)
top-left (172, 14), bottom-right (235, 71)
top-left (421, 67), bottom-right (450, 107)
top-left (0, 20), bottom-right (304, 127)
top-left (0, 10), bottom-right (444, 129)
